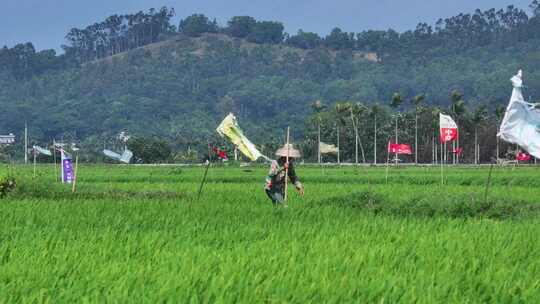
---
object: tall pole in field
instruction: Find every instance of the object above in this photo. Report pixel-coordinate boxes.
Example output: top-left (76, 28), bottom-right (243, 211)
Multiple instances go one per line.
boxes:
top-left (336, 124), bottom-right (340, 164)
top-left (317, 120), bottom-right (321, 164)
top-left (395, 114), bottom-right (398, 166)
top-left (53, 140), bottom-right (58, 182)
top-left (374, 115), bottom-right (377, 165)
top-left (24, 122), bottom-right (28, 164)
top-left (33, 149), bottom-right (36, 178)
top-left (284, 127), bottom-right (290, 203)
top-left (386, 140), bottom-right (390, 184)
top-left (441, 141), bottom-right (444, 185)
top-left (415, 111), bottom-right (418, 164)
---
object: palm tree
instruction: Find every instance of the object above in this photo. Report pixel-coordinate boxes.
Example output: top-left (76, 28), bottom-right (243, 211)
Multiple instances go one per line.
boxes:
top-left (371, 103), bottom-right (381, 164)
top-left (494, 105), bottom-right (505, 161)
top-left (471, 105), bottom-right (488, 165)
top-left (450, 90), bottom-right (466, 164)
top-left (336, 102), bottom-right (366, 164)
top-left (334, 103), bottom-right (350, 164)
top-left (351, 103), bottom-right (367, 164)
top-left (431, 107), bottom-right (441, 164)
top-left (311, 100), bottom-right (326, 163)
top-left (411, 94), bottom-right (425, 164)
top-left (390, 93), bottom-right (403, 165)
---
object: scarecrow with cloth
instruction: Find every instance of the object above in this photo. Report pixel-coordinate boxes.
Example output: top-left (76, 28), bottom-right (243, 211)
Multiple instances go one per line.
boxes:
top-left (264, 144), bottom-right (304, 205)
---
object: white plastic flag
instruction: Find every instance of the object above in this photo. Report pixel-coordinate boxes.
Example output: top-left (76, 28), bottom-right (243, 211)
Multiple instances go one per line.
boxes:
top-left (33, 145), bottom-right (52, 156)
top-left (498, 70), bottom-right (540, 158)
top-left (216, 113), bottom-right (266, 161)
top-left (319, 142), bottom-right (339, 154)
top-left (120, 149), bottom-right (133, 163)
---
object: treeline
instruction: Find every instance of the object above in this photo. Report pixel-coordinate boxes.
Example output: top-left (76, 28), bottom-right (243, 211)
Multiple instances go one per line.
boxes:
top-left (3, 1), bottom-right (540, 77)
top-left (60, 1), bottom-right (540, 64)
top-left (303, 93), bottom-right (509, 165)
top-left (63, 7), bottom-right (176, 63)
top-left (0, 43), bottom-right (66, 80)
top-left (175, 2), bottom-right (540, 58)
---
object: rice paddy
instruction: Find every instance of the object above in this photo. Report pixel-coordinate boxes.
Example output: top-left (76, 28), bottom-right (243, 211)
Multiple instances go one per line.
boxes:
top-left (1, 164), bottom-right (539, 303)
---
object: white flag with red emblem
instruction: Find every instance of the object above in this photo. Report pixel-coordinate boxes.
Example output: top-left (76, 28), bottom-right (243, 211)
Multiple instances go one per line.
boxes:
top-left (440, 113), bottom-right (458, 143)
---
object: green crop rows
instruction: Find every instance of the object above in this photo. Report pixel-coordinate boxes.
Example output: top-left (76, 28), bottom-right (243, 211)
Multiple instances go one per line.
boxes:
top-left (1, 164), bottom-right (539, 303)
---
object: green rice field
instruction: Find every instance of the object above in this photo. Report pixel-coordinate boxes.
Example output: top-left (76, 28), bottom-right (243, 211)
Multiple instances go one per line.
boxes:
top-left (1, 164), bottom-right (540, 303)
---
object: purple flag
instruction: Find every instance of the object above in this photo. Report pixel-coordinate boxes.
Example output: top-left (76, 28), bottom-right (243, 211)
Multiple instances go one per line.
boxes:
top-left (61, 150), bottom-right (74, 184)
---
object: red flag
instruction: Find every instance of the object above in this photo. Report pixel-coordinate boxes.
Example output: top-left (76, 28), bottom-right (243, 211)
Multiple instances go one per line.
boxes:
top-left (209, 145), bottom-right (229, 160)
top-left (452, 147), bottom-right (463, 155)
top-left (440, 128), bottom-right (458, 143)
top-left (388, 143), bottom-right (412, 155)
top-left (517, 152), bottom-right (531, 161)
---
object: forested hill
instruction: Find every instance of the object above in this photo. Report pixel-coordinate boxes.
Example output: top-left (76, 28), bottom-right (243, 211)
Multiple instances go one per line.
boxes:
top-left (1, 3), bottom-right (540, 156)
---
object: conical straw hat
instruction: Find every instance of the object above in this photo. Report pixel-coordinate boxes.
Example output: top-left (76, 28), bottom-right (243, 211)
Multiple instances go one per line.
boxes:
top-left (275, 144), bottom-right (301, 158)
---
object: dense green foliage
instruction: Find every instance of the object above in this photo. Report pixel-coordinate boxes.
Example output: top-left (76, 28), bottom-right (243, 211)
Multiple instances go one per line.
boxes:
top-left (1, 2), bottom-right (540, 162)
top-left (1, 164), bottom-right (540, 302)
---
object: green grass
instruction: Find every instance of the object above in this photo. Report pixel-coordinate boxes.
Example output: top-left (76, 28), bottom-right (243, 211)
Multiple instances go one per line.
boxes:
top-left (1, 164), bottom-right (540, 303)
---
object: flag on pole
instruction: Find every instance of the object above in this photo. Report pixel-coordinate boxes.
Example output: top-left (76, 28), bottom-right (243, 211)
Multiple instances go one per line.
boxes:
top-left (388, 143), bottom-right (412, 155)
top-left (61, 149), bottom-right (74, 184)
top-left (216, 113), bottom-right (266, 161)
top-left (498, 70), bottom-right (540, 158)
top-left (452, 147), bottom-right (464, 155)
top-left (440, 113), bottom-right (458, 143)
top-left (319, 142), bottom-right (339, 154)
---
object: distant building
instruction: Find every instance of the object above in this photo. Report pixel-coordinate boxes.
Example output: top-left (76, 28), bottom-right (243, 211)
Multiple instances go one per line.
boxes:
top-left (0, 134), bottom-right (15, 145)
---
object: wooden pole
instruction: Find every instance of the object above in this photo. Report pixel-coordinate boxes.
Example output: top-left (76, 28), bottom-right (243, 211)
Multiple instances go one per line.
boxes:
top-left (197, 160), bottom-right (211, 201)
top-left (72, 153), bottom-right (79, 193)
top-left (284, 127), bottom-right (290, 203)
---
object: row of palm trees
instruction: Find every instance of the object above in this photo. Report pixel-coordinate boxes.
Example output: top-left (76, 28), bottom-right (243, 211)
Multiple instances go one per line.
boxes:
top-left (308, 91), bottom-right (511, 164)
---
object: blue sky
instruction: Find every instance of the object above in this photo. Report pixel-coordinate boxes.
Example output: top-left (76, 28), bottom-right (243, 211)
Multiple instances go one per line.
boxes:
top-left (0, 0), bottom-right (533, 51)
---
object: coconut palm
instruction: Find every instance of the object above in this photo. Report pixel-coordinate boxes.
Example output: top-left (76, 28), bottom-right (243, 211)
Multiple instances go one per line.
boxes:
top-left (411, 94), bottom-right (425, 164)
top-left (450, 90), bottom-right (466, 164)
top-left (371, 103), bottom-right (381, 164)
top-left (336, 102), bottom-right (366, 163)
top-left (431, 107), bottom-right (441, 164)
top-left (351, 103), bottom-right (368, 164)
top-left (390, 93), bottom-right (403, 165)
top-left (334, 102), bottom-right (351, 164)
top-left (311, 100), bottom-right (326, 163)
top-left (471, 105), bottom-right (488, 165)
top-left (494, 104), bottom-right (506, 161)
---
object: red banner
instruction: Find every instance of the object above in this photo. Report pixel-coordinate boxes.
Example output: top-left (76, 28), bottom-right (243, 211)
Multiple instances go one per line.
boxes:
top-left (440, 128), bottom-right (458, 143)
top-left (388, 143), bottom-right (412, 155)
top-left (517, 152), bottom-right (531, 161)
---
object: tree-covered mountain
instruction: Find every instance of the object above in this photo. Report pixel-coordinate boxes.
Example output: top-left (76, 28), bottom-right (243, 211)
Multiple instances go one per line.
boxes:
top-left (1, 2), bottom-right (540, 162)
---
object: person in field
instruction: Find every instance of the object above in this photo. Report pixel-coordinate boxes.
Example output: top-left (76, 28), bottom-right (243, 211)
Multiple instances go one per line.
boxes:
top-left (264, 144), bottom-right (304, 205)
